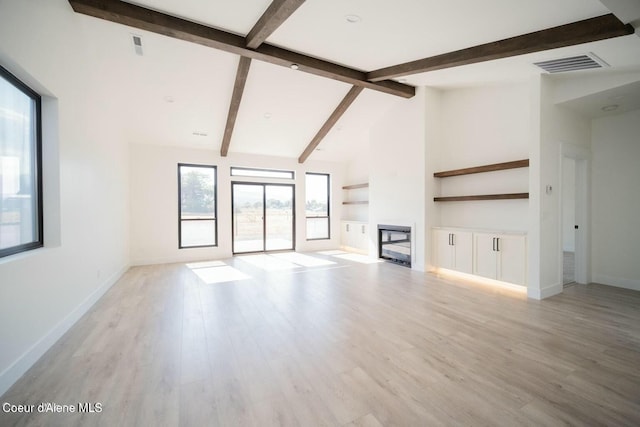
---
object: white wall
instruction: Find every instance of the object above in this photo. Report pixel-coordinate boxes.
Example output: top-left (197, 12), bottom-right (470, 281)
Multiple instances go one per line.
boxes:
top-left (591, 109), bottom-right (640, 290)
top-left (436, 83), bottom-right (530, 231)
top-left (0, 0), bottom-right (130, 395)
top-left (534, 76), bottom-right (592, 298)
top-left (130, 144), bottom-right (344, 265)
top-left (369, 88), bottom-right (427, 271)
top-left (424, 87), bottom-right (443, 271)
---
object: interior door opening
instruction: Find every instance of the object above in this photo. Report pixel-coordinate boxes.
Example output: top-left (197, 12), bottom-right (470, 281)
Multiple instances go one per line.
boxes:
top-left (562, 157), bottom-right (577, 286)
top-left (232, 182), bottom-right (295, 254)
top-left (561, 146), bottom-right (590, 287)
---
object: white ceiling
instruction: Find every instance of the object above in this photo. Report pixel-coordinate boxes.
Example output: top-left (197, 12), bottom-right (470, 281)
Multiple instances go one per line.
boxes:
top-left (66, 0), bottom-right (640, 161)
top-left (266, 0), bottom-right (610, 71)
top-left (559, 80), bottom-right (640, 118)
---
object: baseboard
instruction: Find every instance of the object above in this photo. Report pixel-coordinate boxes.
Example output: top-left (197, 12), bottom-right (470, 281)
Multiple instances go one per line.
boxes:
top-left (131, 253), bottom-right (235, 266)
top-left (592, 274), bottom-right (640, 291)
top-left (528, 282), bottom-right (563, 300)
top-left (132, 255), bottom-right (211, 266)
top-left (0, 263), bottom-right (129, 397)
top-left (131, 256), bottom-right (183, 266)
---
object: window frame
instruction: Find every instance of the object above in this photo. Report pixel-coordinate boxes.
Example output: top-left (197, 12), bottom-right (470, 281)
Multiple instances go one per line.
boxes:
top-left (0, 65), bottom-right (43, 259)
top-left (230, 166), bottom-right (294, 180)
top-left (305, 172), bottom-right (330, 241)
top-left (177, 163), bottom-right (218, 249)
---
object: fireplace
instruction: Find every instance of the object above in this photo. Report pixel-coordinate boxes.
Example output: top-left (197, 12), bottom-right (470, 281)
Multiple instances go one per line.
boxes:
top-left (378, 225), bottom-right (411, 267)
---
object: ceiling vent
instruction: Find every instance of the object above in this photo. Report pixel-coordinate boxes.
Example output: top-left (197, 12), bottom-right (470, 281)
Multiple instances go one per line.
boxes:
top-left (533, 53), bottom-right (608, 73)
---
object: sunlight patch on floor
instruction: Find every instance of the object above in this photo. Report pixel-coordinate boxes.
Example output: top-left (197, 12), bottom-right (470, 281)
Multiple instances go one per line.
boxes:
top-left (190, 265), bottom-right (252, 284)
top-left (238, 254), bottom-right (301, 271)
top-left (187, 261), bottom-right (252, 284)
top-left (186, 260), bottom-right (227, 269)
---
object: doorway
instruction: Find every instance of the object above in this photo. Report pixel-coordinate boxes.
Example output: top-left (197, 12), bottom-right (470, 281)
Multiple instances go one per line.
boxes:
top-left (561, 144), bottom-right (591, 286)
top-left (232, 182), bottom-right (295, 254)
top-left (562, 157), bottom-right (577, 286)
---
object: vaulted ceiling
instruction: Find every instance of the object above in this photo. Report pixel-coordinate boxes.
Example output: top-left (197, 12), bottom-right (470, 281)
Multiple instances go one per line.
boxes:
top-left (64, 0), bottom-right (640, 162)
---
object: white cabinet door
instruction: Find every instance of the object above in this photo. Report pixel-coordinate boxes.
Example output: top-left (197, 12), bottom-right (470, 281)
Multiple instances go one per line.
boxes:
top-left (433, 229), bottom-right (472, 273)
top-left (341, 222), bottom-right (351, 247)
top-left (473, 233), bottom-right (498, 280)
top-left (352, 222), bottom-right (362, 250)
top-left (474, 232), bottom-right (527, 285)
top-left (453, 231), bottom-right (473, 274)
top-left (350, 222), bottom-right (357, 248)
top-left (434, 229), bottom-right (454, 269)
top-left (342, 221), bottom-right (368, 252)
top-left (497, 234), bottom-right (526, 285)
top-left (357, 223), bottom-right (369, 252)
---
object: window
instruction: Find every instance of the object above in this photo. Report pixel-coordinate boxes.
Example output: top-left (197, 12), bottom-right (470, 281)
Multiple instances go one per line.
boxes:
top-left (305, 173), bottom-right (330, 240)
top-left (178, 164), bottom-right (217, 248)
top-left (231, 167), bottom-right (294, 180)
top-left (0, 65), bottom-right (42, 258)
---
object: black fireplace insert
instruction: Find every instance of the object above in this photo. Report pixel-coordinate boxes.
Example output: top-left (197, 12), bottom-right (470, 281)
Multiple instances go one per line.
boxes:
top-left (378, 225), bottom-right (411, 267)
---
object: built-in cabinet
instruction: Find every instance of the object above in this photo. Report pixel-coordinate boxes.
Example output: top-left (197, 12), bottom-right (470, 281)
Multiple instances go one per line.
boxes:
top-left (341, 181), bottom-right (369, 254)
top-left (433, 227), bottom-right (527, 286)
top-left (341, 221), bottom-right (369, 254)
top-left (433, 229), bottom-right (473, 274)
top-left (473, 232), bottom-right (527, 285)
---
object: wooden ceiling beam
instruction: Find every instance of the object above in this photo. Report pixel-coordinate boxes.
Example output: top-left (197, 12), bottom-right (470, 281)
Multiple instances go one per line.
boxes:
top-left (246, 0), bottom-right (306, 49)
top-left (68, 0), bottom-right (415, 98)
top-left (222, 1), bottom-right (303, 156)
top-left (298, 86), bottom-right (364, 163)
top-left (367, 14), bottom-right (635, 82)
top-left (220, 57), bottom-right (252, 157)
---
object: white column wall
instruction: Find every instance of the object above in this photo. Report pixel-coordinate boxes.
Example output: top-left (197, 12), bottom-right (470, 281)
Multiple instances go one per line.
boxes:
top-left (0, 0), bottom-right (130, 395)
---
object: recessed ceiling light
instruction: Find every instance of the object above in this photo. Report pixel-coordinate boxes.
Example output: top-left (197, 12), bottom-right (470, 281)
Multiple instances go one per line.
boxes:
top-left (264, 112), bottom-right (272, 119)
top-left (601, 104), bottom-right (619, 112)
top-left (290, 63), bottom-right (299, 70)
top-left (345, 14), bottom-right (361, 24)
top-left (163, 96), bottom-right (175, 103)
top-left (192, 131), bottom-right (208, 137)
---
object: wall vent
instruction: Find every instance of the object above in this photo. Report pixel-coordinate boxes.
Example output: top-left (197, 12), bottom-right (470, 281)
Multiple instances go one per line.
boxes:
top-left (533, 53), bottom-right (608, 73)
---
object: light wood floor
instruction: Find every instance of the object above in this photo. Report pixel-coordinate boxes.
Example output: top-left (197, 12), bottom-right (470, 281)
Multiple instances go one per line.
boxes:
top-left (2, 252), bottom-right (639, 426)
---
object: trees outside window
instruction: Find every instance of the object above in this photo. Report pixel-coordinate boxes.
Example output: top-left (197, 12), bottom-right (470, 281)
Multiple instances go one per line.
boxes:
top-left (305, 173), bottom-right (329, 240)
top-left (178, 164), bottom-right (217, 248)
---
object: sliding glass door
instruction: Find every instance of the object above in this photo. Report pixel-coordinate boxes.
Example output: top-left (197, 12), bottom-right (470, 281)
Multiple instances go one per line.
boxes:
top-left (232, 184), bottom-right (264, 253)
top-left (232, 183), bottom-right (294, 253)
top-left (265, 185), bottom-right (294, 251)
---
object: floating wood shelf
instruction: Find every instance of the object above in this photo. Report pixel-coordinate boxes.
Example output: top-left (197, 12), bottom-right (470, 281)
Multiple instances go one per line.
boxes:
top-left (342, 183), bottom-right (369, 190)
top-left (434, 159), bottom-right (529, 178)
top-left (434, 193), bottom-right (529, 202)
top-left (343, 183), bottom-right (369, 205)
